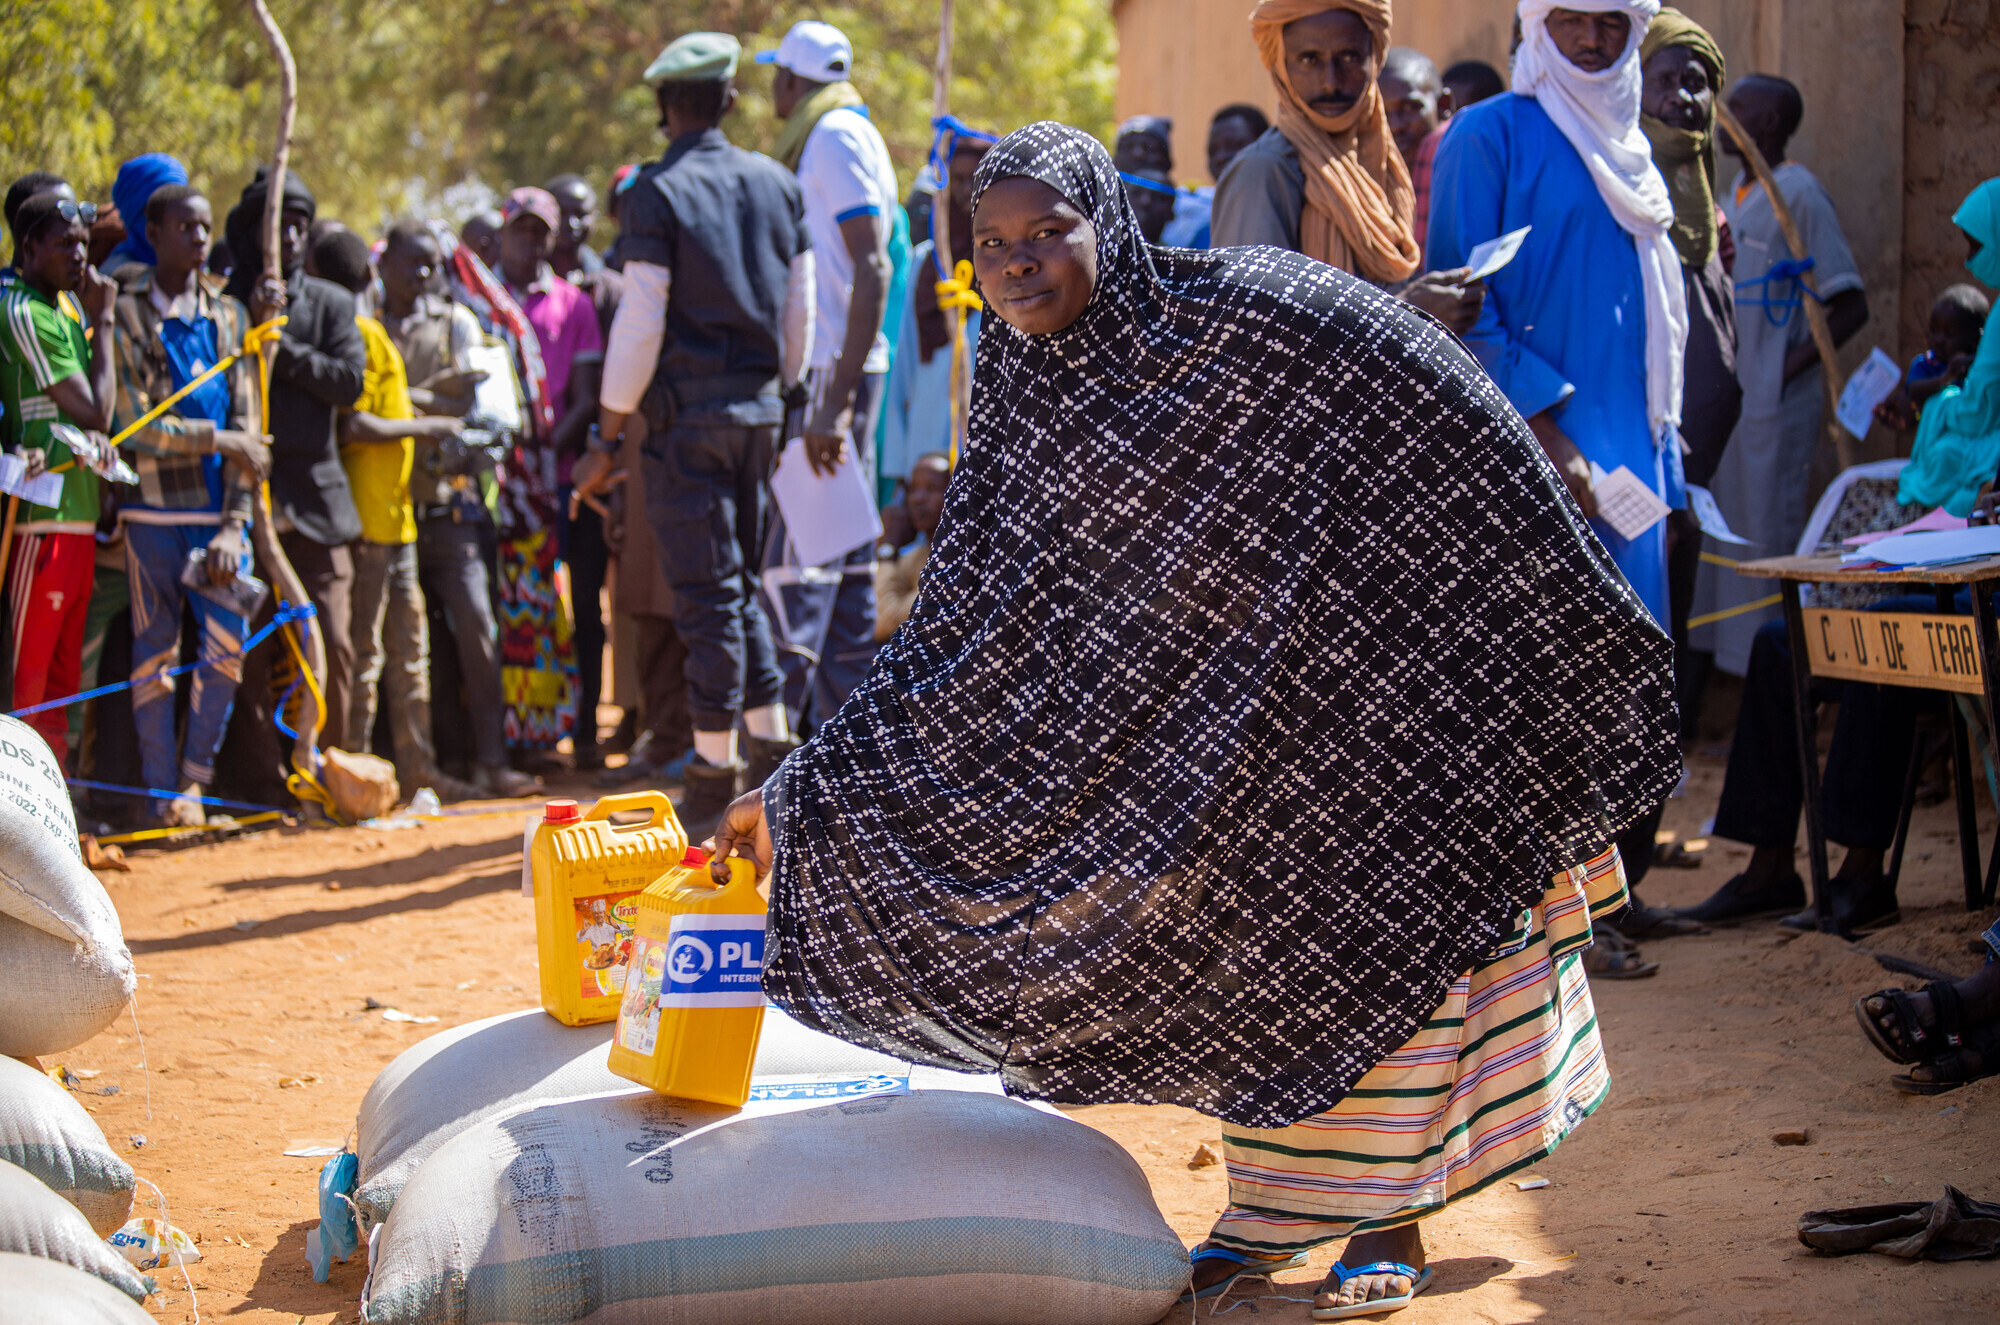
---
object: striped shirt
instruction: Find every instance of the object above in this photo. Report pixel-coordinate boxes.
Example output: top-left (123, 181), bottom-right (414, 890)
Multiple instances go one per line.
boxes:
top-left (0, 282), bottom-right (100, 530)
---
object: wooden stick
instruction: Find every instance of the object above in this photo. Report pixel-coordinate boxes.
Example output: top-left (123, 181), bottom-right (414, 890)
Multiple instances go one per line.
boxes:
top-left (1713, 101), bottom-right (1856, 472)
top-left (245, 0), bottom-right (326, 765)
top-left (930, 0), bottom-right (956, 267)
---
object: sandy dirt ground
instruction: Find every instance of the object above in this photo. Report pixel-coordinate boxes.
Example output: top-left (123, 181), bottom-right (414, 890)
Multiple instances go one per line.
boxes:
top-left (40, 753), bottom-right (2000, 1325)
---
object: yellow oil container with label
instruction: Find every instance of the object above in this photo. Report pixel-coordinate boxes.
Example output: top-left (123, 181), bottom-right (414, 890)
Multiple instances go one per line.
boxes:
top-left (607, 846), bottom-right (769, 1107)
top-left (530, 793), bottom-right (688, 1027)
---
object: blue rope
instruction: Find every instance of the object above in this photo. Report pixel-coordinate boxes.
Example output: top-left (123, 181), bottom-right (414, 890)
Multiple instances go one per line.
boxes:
top-left (10, 601), bottom-right (318, 718)
top-left (65, 778), bottom-right (287, 814)
top-left (1735, 255), bottom-right (1822, 328)
top-left (1117, 169), bottom-right (1182, 198)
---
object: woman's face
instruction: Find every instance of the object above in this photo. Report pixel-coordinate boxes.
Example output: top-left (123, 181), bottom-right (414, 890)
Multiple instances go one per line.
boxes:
top-left (971, 176), bottom-right (1097, 336)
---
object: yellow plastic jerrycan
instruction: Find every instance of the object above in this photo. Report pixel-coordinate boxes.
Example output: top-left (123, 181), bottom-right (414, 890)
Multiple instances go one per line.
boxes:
top-left (530, 793), bottom-right (688, 1026)
top-left (607, 845), bottom-right (768, 1107)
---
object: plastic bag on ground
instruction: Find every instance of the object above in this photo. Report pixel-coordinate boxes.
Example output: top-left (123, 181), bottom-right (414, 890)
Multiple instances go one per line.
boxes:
top-left (305, 1150), bottom-right (359, 1281)
top-left (0, 715), bottom-right (137, 1057)
top-left (0, 1158), bottom-right (152, 1300)
top-left (106, 1216), bottom-right (199, 1272)
top-left (0, 1053), bottom-right (135, 1234)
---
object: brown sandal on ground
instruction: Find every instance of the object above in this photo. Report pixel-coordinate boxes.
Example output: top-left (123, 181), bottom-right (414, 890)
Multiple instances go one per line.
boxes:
top-left (1585, 946), bottom-right (1659, 980)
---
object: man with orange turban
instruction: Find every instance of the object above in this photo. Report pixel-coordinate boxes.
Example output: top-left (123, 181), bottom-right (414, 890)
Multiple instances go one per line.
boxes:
top-left (1213, 0), bottom-right (1482, 331)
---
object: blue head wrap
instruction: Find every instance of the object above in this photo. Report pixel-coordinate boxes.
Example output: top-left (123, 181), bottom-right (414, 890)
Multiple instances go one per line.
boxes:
top-left (102, 153), bottom-right (189, 272)
top-left (1954, 177), bottom-right (2000, 289)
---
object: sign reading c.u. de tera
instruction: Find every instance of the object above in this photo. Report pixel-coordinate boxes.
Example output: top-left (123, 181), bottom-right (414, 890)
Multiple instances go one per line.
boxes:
top-left (1806, 609), bottom-right (1986, 694)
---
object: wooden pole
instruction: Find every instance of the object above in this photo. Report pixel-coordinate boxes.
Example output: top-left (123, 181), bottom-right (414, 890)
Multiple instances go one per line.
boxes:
top-left (1714, 101), bottom-right (1856, 473)
top-left (245, 0), bottom-right (326, 766)
top-left (930, 0), bottom-right (956, 266)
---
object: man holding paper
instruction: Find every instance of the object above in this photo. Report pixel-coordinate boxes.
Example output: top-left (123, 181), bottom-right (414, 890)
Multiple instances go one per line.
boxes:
top-left (577, 31), bottom-right (816, 836)
top-left (1209, 1), bottom-right (1486, 336)
top-left (759, 19), bottom-right (898, 727)
top-left (1429, 0), bottom-right (1689, 628)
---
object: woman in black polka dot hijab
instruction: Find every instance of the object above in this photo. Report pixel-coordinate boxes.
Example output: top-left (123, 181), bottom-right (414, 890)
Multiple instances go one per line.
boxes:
top-left (716, 122), bottom-right (1678, 1131)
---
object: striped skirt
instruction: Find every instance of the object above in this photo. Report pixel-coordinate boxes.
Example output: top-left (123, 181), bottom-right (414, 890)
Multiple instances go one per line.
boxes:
top-left (1206, 847), bottom-right (1626, 1254)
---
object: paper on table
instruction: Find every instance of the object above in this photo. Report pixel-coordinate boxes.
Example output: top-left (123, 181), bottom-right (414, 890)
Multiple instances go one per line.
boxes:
top-left (1841, 526), bottom-right (2000, 568)
top-left (463, 342), bottom-right (523, 430)
top-left (1844, 506), bottom-right (1966, 547)
top-left (1684, 484), bottom-right (1750, 544)
top-left (1465, 225), bottom-right (1531, 281)
top-left (1834, 347), bottom-right (1903, 441)
top-left (1590, 464), bottom-right (1670, 541)
top-left (770, 437), bottom-right (884, 567)
top-left (0, 452), bottom-right (67, 507)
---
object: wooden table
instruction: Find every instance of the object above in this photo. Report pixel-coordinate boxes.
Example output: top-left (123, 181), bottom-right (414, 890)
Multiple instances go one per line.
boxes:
top-left (1738, 552), bottom-right (2000, 924)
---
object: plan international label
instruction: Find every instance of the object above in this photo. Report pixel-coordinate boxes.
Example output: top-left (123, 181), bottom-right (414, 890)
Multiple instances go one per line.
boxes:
top-left (1805, 609), bottom-right (1985, 695)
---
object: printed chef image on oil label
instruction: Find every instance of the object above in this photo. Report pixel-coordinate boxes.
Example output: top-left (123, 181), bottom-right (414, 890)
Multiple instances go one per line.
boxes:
top-left (574, 892), bottom-right (640, 998)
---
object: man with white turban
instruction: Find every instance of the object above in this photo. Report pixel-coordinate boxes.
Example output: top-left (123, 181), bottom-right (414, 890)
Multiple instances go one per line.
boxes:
top-left (1430, 1), bottom-right (1688, 630)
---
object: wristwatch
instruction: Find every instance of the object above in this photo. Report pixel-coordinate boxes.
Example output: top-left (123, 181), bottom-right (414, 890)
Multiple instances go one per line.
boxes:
top-left (585, 423), bottom-right (618, 455)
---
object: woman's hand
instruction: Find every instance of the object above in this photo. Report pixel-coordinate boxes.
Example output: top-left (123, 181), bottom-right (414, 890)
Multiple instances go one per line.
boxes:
top-left (708, 786), bottom-right (773, 889)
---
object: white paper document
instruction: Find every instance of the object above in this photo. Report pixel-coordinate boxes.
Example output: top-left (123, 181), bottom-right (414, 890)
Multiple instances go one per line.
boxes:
top-left (0, 452), bottom-right (66, 507)
top-left (1834, 347), bottom-right (1903, 441)
top-left (1590, 463), bottom-right (1670, 541)
top-left (1684, 484), bottom-right (1750, 545)
top-left (770, 438), bottom-right (883, 567)
top-left (463, 342), bottom-right (523, 430)
top-left (1465, 225), bottom-right (1532, 281)
top-left (1841, 526), bottom-right (2000, 568)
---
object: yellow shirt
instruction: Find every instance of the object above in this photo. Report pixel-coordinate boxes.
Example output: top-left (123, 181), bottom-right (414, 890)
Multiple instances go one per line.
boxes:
top-left (341, 315), bottom-right (418, 545)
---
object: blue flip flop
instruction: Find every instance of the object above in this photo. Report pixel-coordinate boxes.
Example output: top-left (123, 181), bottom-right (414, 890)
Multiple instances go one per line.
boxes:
top-left (1178, 1245), bottom-right (1313, 1303)
top-left (1310, 1261), bottom-right (1436, 1319)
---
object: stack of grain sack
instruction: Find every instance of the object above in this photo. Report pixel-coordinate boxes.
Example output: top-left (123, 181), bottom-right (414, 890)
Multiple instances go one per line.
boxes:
top-left (335, 1006), bottom-right (1193, 1324)
top-left (0, 717), bottom-right (153, 1323)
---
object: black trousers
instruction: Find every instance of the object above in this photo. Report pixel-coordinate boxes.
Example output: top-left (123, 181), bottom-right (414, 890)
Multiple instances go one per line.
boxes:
top-left (640, 398), bottom-right (785, 732)
top-left (1712, 608), bottom-right (1936, 851)
top-left (562, 497), bottom-right (609, 749)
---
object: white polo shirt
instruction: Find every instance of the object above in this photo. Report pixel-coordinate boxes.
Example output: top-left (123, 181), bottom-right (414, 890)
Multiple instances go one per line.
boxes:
top-left (797, 105), bottom-right (899, 374)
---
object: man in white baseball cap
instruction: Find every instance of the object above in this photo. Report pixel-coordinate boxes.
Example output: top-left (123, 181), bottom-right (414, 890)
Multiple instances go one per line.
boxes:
top-left (753, 18), bottom-right (853, 84)
top-left (757, 19), bottom-right (903, 727)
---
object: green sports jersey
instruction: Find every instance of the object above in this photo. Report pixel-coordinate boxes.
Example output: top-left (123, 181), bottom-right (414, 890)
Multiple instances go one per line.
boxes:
top-left (0, 282), bottom-right (101, 527)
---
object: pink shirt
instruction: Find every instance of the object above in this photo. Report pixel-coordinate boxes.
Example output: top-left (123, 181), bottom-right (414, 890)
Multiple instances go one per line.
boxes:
top-left (507, 264), bottom-right (603, 412)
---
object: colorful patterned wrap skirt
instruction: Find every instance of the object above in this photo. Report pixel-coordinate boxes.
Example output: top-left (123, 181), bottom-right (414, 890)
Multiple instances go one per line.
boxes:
top-left (497, 528), bottom-right (577, 750)
top-left (1206, 846), bottom-right (1627, 1253)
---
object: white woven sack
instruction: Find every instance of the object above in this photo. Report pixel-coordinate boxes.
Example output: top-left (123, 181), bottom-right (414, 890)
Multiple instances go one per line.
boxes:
top-left (354, 1005), bottom-right (1000, 1228)
top-left (0, 1053), bottom-right (135, 1234)
top-left (359, 1089), bottom-right (1188, 1325)
top-left (0, 1251), bottom-right (155, 1325)
top-left (0, 1158), bottom-right (151, 1301)
top-left (355, 1010), bottom-right (626, 1227)
top-left (0, 715), bottom-right (136, 1057)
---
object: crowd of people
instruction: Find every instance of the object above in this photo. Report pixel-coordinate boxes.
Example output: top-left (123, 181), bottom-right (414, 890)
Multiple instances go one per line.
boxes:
top-left (6, 1), bottom-right (2000, 1312)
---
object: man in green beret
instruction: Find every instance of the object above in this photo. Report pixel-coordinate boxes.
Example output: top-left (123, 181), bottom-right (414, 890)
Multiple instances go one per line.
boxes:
top-left (572, 31), bottom-right (816, 836)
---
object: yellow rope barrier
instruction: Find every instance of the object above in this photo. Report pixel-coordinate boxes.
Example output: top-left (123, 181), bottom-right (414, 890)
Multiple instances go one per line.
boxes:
top-left (935, 259), bottom-right (982, 467)
top-left (1685, 593), bottom-right (1783, 630)
top-left (1698, 551), bottom-right (1740, 569)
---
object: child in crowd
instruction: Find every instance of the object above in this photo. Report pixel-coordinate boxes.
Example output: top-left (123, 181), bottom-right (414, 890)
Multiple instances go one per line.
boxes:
top-left (108, 184), bottom-right (271, 826)
top-left (1875, 283), bottom-right (1991, 434)
top-left (311, 228), bottom-right (462, 786)
top-left (873, 451), bottom-right (949, 641)
top-left (0, 191), bottom-right (117, 769)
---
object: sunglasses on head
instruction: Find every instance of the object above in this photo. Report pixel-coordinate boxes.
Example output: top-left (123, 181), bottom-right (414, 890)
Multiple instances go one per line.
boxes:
top-left (22, 198), bottom-right (98, 245)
